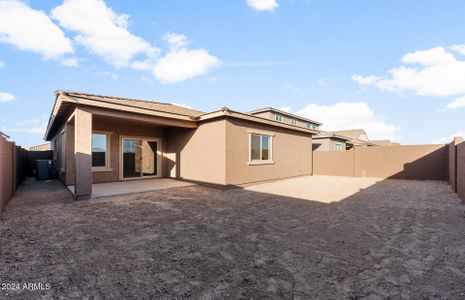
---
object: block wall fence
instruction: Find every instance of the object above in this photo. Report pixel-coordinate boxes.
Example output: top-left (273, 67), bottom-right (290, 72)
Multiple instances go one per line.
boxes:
top-left (313, 139), bottom-right (465, 203)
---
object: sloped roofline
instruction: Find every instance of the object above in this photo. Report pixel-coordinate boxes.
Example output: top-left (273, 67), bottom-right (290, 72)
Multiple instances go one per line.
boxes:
top-left (248, 107), bottom-right (323, 126)
top-left (45, 91), bottom-right (320, 141)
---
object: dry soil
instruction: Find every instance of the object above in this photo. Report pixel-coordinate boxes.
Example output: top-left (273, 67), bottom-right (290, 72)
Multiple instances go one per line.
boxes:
top-left (1, 177), bottom-right (464, 299)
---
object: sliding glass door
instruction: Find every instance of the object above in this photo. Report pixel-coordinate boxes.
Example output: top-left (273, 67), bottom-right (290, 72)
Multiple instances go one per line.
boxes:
top-left (122, 138), bottom-right (160, 179)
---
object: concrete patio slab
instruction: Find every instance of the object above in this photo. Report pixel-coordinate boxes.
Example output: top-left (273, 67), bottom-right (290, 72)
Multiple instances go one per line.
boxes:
top-left (68, 178), bottom-right (195, 198)
top-left (244, 175), bottom-right (383, 203)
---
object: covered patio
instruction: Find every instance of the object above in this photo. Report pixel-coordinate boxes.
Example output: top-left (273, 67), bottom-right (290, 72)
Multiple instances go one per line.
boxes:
top-left (68, 178), bottom-right (195, 198)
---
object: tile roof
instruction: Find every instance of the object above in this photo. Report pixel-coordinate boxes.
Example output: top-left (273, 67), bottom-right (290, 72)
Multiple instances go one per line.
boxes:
top-left (61, 91), bottom-right (204, 117)
top-left (331, 129), bottom-right (368, 140)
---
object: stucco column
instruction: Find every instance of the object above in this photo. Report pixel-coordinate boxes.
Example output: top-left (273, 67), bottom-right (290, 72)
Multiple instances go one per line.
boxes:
top-left (74, 107), bottom-right (92, 199)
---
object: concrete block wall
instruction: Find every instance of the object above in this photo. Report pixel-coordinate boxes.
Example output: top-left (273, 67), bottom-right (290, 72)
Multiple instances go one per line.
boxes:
top-left (456, 141), bottom-right (465, 202)
top-left (0, 136), bottom-right (16, 214)
top-left (313, 144), bottom-right (448, 181)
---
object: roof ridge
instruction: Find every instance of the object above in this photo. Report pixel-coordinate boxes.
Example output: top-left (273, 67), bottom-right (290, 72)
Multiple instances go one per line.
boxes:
top-left (59, 90), bottom-right (190, 108)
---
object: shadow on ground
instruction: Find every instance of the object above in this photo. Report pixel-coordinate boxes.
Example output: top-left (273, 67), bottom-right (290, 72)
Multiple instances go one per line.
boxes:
top-left (1, 177), bottom-right (465, 299)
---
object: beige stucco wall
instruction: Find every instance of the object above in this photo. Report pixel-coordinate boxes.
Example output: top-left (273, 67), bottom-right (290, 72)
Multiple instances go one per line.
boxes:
top-left (90, 115), bottom-right (166, 184)
top-left (58, 112), bottom-right (167, 186)
top-left (225, 118), bottom-right (313, 185)
top-left (165, 120), bottom-right (227, 185)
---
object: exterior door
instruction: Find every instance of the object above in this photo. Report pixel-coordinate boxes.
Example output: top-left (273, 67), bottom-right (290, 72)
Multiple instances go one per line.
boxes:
top-left (122, 138), bottom-right (160, 179)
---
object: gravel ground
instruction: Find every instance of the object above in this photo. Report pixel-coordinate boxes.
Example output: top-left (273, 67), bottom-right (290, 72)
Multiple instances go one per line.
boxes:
top-left (1, 177), bottom-right (464, 299)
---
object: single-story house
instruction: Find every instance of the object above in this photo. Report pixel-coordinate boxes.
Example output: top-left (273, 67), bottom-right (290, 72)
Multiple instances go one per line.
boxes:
top-left (44, 91), bottom-right (320, 199)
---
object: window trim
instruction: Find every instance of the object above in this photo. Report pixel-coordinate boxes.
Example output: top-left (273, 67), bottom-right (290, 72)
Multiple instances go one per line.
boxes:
top-left (248, 132), bottom-right (274, 165)
top-left (291, 119), bottom-right (297, 125)
top-left (275, 114), bottom-right (284, 122)
top-left (92, 131), bottom-right (111, 171)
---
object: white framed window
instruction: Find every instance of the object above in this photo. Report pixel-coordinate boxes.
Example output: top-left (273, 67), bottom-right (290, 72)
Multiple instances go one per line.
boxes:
top-left (92, 132), bottom-right (110, 169)
top-left (335, 143), bottom-right (344, 151)
top-left (275, 114), bottom-right (284, 122)
top-left (291, 119), bottom-right (297, 125)
top-left (249, 133), bottom-right (273, 164)
top-left (61, 131), bottom-right (66, 172)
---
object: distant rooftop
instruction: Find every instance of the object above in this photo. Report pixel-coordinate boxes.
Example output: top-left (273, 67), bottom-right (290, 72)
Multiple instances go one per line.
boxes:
top-left (248, 107), bottom-right (322, 126)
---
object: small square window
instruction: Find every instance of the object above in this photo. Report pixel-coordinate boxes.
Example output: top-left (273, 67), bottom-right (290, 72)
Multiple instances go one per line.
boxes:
top-left (250, 133), bottom-right (273, 162)
top-left (275, 114), bottom-right (283, 122)
top-left (291, 119), bottom-right (297, 125)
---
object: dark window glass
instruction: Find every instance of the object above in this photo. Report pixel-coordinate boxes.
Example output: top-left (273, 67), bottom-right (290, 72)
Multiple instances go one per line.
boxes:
top-left (261, 136), bottom-right (269, 160)
top-left (251, 134), bottom-right (260, 160)
top-left (92, 133), bottom-right (107, 167)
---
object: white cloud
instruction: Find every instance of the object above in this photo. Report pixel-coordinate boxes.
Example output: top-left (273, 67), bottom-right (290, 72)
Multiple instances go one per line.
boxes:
top-left (402, 47), bottom-right (455, 66)
top-left (317, 78), bottom-right (329, 86)
top-left (445, 95), bottom-right (465, 110)
top-left (352, 74), bottom-right (382, 85)
top-left (353, 46), bottom-right (465, 98)
top-left (433, 131), bottom-right (465, 144)
top-left (450, 44), bottom-right (465, 56)
top-left (1, 116), bottom-right (47, 135)
top-left (278, 106), bottom-right (292, 112)
top-left (60, 58), bottom-right (79, 67)
top-left (0, 0), bottom-right (73, 59)
top-left (292, 102), bottom-right (400, 140)
top-left (100, 70), bottom-right (118, 80)
top-left (0, 60), bottom-right (4, 68)
top-left (153, 33), bottom-right (220, 83)
top-left (164, 33), bottom-right (189, 50)
top-left (51, 0), bottom-right (156, 67)
top-left (247, 0), bottom-right (279, 11)
top-left (0, 92), bottom-right (16, 103)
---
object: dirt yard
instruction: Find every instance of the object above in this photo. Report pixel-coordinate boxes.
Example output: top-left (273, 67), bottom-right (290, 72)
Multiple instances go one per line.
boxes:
top-left (1, 176), bottom-right (465, 299)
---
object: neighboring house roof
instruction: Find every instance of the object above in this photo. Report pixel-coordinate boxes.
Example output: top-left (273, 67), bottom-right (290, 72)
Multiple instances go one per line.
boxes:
top-left (313, 131), bottom-right (352, 142)
top-left (0, 131), bottom-right (10, 139)
top-left (315, 129), bottom-right (375, 146)
top-left (248, 107), bottom-right (322, 126)
top-left (371, 139), bottom-right (400, 146)
top-left (196, 107), bottom-right (320, 135)
top-left (45, 91), bottom-right (320, 141)
top-left (331, 129), bottom-right (369, 141)
top-left (29, 143), bottom-right (51, 151)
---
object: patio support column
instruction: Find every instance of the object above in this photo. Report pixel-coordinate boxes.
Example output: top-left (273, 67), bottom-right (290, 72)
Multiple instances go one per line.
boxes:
top-left (74, 107), bottom-right (92, 199)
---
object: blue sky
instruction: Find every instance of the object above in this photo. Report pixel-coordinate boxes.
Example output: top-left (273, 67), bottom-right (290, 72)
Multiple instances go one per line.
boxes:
top-left (0, 0), bottom-right (464, 147)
